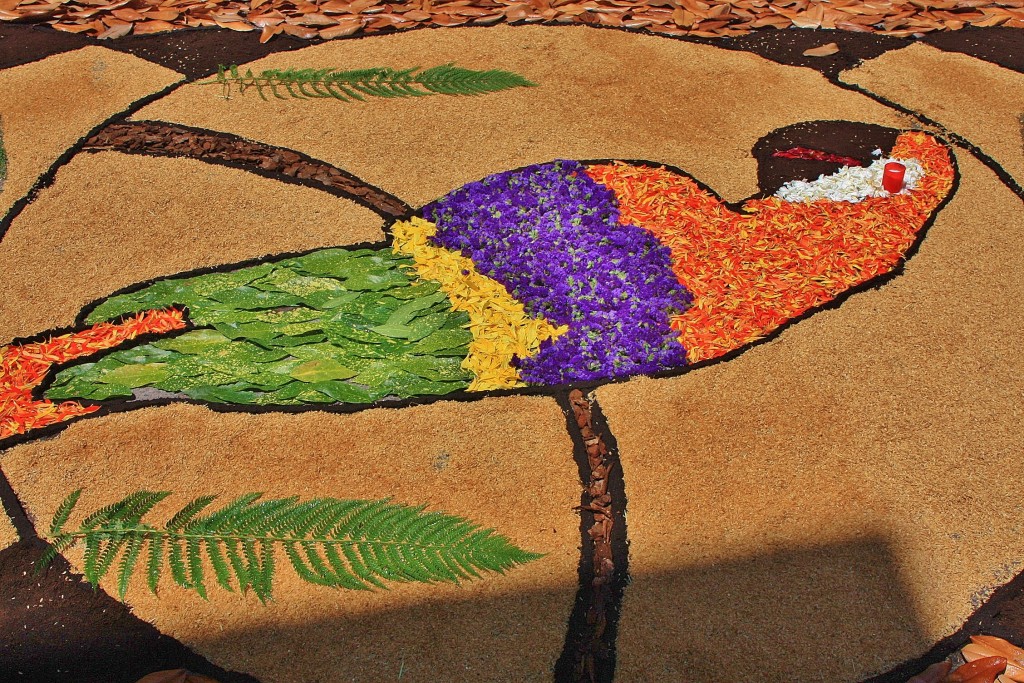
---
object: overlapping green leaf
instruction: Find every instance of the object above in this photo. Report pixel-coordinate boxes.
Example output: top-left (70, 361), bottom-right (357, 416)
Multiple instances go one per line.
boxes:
top-left (55, 248), bottom-right (474, 406)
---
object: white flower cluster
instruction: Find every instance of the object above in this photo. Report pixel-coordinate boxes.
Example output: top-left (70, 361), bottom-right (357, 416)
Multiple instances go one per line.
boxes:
top-left (774, 155), bottom-right (925, 204)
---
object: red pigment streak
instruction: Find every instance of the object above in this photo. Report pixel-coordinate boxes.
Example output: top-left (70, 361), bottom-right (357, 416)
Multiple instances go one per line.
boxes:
top-left (588, 132), bottom-right (954, 363)
top-left (0, 308), bottom-right (185, 440)
top-left (772, 147), bottom-right (863, 166)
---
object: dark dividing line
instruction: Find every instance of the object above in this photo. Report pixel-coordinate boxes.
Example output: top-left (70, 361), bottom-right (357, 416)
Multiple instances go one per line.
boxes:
top-left (555, 388), bottom-right (629, 683)
top-left (83, 120), bottom-right (412, 219)
top-left (863, 568), bottom-right (1024, 683)
top-left (0, 80), bottom-right (187, 244)
top-left (826, 81), bottom-right (1024, 205)
top-left (0, 467), bottom-right (36, 540)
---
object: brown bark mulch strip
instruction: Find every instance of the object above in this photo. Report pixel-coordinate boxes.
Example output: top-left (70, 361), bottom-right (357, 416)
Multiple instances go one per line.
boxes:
top-left (2, 0), bottom-right (1023, 44)
top-left (556, 389), bottom-right (628, 683)
top-left (0, 537), bottom-right (259, 683)
top-left (84, 121), bottom-right (412, 218)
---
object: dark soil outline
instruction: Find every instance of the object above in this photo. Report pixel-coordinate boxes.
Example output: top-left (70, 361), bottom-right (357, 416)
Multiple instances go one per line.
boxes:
top-left (0, 536), bottom-right (262, 683)
top-left (0, 121), bottom-right (961, 682)
top-left (0, 81), bottom-right (188, 245)
top-left (1, 25), bottom-right (1021, 681)
top-left (84, 121), bottom-right (411, 218)
top-left (1, 22), bottom-right (1022, 80)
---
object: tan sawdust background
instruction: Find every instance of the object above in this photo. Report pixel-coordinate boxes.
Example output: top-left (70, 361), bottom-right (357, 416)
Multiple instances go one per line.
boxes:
top-left (0, 151), bottom-right (383, 345)
top-left (134, 24), bottom-right (909, 208)
top-left (0, 47), bottom-right (181, 220)
top-left (1, 396), bottom-right (580, 682)
top-left (842, 43), bottom-right (1024, 190)
top-left (597, 149), bottom-right (1024, 682)
top-left (0, 510), bottom-right (16, 551)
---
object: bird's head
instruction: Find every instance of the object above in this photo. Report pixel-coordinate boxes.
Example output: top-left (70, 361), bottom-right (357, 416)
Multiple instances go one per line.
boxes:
top-left (751, 120), bottom-right (955, 207)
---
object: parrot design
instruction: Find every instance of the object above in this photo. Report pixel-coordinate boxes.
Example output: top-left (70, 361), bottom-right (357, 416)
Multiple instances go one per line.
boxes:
top-left (0, 123), bottom-right (955, 439)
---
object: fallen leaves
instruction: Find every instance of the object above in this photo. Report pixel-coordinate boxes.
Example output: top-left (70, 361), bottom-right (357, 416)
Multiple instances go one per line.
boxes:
top-left (961, 635), bottom-right (1024, 683)
top-left (1, 0), bottom-right (1022, 41)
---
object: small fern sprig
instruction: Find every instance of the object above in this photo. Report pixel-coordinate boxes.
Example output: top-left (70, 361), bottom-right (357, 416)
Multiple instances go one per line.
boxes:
top-left (200, 63), bottom-right (536, 102)
top-left (37, 490), bottom-right (543, 602)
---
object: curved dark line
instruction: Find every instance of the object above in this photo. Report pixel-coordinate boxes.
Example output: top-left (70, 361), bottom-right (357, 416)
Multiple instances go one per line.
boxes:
top-left (0, 80), bottom-right (186, 243)
top-left (863, 568), bottom-right (1024, 682)
top-left (82, 120), bottom-right (412, 219)
top-left (71, 21), bottom-right (1024, 83)
top-left (825, 81), bottom-right (1024, 204)
top-left (0, 467), bottom-right (36, 540)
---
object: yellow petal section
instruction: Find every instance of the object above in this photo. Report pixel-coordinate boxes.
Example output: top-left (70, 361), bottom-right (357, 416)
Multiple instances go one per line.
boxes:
top-left (391, 217), bottom-right (567, 391)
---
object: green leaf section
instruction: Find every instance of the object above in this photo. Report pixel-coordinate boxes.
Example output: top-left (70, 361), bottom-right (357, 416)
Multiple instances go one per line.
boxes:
top-left (37, 490), bottom-right (543, 602)
top-left (200, 63), bottom-right (537, 102)
top-left (50, 248), bottom-right (473, 405)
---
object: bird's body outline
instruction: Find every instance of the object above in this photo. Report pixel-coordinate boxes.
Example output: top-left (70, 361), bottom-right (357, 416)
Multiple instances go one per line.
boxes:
top-left (0, 124), bottom-right (958, 444)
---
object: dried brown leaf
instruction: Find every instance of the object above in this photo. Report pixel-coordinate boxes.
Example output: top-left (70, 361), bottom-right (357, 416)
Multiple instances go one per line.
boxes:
top-left (214, 18), bottom-right (254, 28)
top-left (280, 21), bottom-right (317, 35)
top-left (802, 41), bottom-right (840, 56)
top-left (317, 17), bottom-right (360, 35)
top-left (95, 19), bottom-right (132, 35)
top-left (248, 11), bottom-right (283, 24)
top-left (258, 22), bottom-right (280, 39)
top-left (292, 11), bottom-right (335, 23)
top-left (144, 8), bottom-right (179, 19)
top-left (471, 11), bottom-right (505, 22)
top-left (110, 6), bottom-right (144, 20)
top-left (132, 17), bottom-right (177, 31)
top-left (51, 20), bottom-right (96, 30)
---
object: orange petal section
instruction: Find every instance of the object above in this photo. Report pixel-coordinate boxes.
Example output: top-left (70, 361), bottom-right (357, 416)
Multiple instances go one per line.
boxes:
top-left (0, 309), bottom-right (185, 441)
top-left (588, 132), bottom-right (955, 363)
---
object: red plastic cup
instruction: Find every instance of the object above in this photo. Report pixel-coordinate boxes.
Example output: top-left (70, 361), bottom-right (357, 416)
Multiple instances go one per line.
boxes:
top-left (883, 162), bottom-right (906, 193)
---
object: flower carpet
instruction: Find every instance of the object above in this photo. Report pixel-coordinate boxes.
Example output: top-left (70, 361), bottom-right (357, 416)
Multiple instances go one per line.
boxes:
top-left (0, 14), bottom-right (1022, 683)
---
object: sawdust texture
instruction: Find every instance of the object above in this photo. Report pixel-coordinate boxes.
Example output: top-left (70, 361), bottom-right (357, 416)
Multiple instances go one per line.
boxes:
top-left (0, 46), bottom-right (181, 220)
top-left (0, 151), bottom-right (383, 345)
top-left (0, 506), bottom-right (16, 551)
top-left (596, 150), bottom-right (1024, 682)
top-left (842, 43), bottom-right (1024, 190)
top-left (135, 24), bottom-right (907, 207)
top-left (1, 396), bottom-right (579, 682)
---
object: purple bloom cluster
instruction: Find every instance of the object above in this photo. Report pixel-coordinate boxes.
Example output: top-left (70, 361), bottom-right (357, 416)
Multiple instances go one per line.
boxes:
top-left (423, 159), bottom-right (693, 384)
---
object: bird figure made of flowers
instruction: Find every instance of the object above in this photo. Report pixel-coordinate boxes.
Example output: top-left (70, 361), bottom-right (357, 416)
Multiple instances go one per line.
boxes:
top-left (0, 120), bottom-right (956, 442)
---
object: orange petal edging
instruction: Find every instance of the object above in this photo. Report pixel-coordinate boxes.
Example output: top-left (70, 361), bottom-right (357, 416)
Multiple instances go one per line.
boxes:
top-left (588, 132), bottom-right (954, 363)
top-left (0, 308), bottom-right (185, 441)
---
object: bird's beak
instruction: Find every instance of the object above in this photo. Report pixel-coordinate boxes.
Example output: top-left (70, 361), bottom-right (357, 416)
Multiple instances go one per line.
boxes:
top-left (771, 146), bottom-right (864, 167)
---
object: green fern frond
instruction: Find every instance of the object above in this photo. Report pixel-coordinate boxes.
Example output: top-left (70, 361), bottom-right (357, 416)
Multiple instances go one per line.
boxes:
top-left (37, 491), bottom-right (543, 602)
top-left (200, 63), bottom-right (536, 102)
